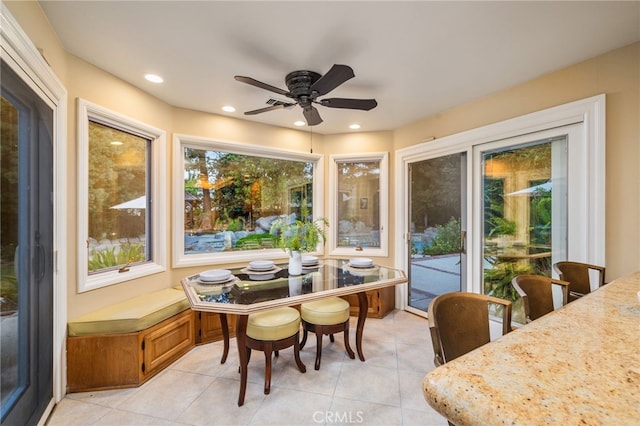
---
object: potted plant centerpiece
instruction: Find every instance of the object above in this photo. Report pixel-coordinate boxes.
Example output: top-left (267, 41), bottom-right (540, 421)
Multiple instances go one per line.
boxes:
top-left (270, 201), bottom-right (328, 275)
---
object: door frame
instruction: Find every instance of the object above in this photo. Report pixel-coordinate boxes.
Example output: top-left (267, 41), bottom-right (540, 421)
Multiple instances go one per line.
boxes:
top-left (1, 3), bottom-right (68, 418)
top-left (394, 94), bottom-right (605, 311)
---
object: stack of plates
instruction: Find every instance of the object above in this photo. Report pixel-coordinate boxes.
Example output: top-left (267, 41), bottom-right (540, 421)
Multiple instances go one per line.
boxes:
top-left (245, 260), bottom-right (278, 281)
top-left (348, 257), bottom-right (374, 268)
top-left (248, 260), bottom-right (275, 272)
top-left (198, 269), bottom-right (235, 286)
top-left (302, 255), bottom-right (319, 268)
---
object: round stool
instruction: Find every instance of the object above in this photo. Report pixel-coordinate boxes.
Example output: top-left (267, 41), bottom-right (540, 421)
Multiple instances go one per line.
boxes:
top-left (300, 297), bottom-right (355, 370)
top-left (244, 307), bottom-right (306, 396)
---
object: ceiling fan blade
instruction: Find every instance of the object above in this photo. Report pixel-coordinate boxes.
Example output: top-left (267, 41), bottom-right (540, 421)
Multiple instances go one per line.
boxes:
top-left (244, 104), bottom-right (287, 115)
top-left (235, 75), bottom-right (291, 97)
top-left (310, 64), bottom-right (355, 96)
top-left (320, 98), bottom-right (378, 111)
top-left (303, 106), bottom-right (323, 126)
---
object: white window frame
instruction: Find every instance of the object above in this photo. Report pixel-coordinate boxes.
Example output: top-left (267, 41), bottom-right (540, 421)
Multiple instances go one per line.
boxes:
top-left (77, 99), bottom-right (167, 292)
top-left (172, 134), bottom-right (324, 268)
top-left (395, 94), bottom-right (605, 310)
top-left (329, 152), bottom-right (389, 257)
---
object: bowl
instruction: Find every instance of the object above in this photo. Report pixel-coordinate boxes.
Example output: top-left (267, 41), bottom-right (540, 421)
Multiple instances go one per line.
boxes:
top-left (199, 269), bottom-right (231, 282)
top-left (249, 260), bottom-right (275, 271)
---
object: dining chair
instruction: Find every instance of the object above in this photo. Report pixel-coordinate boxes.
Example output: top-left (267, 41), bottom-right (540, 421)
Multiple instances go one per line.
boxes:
top-left (243, 307), bottom-right (306, 397)
top-left (300, 297), bottom-right (355, 370)
top-left (428, 292), bottom-right (512, 367)
top-left (511, 275), bottom-right (569, 322)
top-left (553, 261), bottom-right (605, 301)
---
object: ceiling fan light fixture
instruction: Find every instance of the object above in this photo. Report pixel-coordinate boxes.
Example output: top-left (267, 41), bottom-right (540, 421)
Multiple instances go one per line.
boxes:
top-left (144, 73), bottom-right (163, 83)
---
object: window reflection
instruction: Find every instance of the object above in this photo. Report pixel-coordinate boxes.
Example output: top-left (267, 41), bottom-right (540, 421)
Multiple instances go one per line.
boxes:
top-left (336, 160), bottom-right (381, 249)
top-left (87, 121), bottom-right (149, 273)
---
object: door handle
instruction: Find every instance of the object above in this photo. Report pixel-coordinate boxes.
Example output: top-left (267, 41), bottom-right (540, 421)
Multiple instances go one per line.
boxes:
top-left (460, 230), bottom-right (467, 254)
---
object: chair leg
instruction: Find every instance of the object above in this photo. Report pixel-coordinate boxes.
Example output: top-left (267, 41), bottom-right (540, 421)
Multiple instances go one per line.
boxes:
top-left (263, 342), bottom-right (273, 395)
top-left (314, 327), bottom-right (324, 370)
top-left (293, 332), bottom-right (306, 373)
top-left (343, 323), bottom-right (355, 359)
top-left (300, 328), bottom-right (308, 349)
top-left (329, 333), bottom-right (335, 343)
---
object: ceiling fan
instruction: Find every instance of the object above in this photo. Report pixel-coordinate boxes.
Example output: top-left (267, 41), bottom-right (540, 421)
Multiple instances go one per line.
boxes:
top-left (234, 64), bottom-right (377, 126)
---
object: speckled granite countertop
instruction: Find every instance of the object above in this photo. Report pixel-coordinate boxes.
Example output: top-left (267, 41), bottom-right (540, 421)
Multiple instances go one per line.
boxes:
top-left (423, 271), bottom-right (640, 425)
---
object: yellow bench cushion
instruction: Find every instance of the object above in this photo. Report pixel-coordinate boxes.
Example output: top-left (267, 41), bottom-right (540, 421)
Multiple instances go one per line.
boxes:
top-left (301, 297), bottom-right (350, 325)
top-left (68, 288), bottom-right (190, 336)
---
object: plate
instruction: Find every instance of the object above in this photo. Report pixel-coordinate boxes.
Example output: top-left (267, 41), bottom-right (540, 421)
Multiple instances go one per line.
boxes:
top-left (196, 276), bottom-right (236, 287)
top-left (349, 257), bottom-right (374, 268)
top-left (249, 273), bottom-right (276, 281)
top-left (240, 266), bottom-right (282, 276)
top-left (248, 260), bottom-right (275, 271)
top-left (302, 255), bottom-right (319, 266)
top-left (199, 269), bottom-right (231, 282)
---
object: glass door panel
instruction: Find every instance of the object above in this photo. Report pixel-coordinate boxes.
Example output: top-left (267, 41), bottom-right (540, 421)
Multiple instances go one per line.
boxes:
top-left (407, 152), bottom-right (466, 312)
top-left (481, 137), bottom-right (567, 323)
top-left (1, 59), bottom-right (54, 425)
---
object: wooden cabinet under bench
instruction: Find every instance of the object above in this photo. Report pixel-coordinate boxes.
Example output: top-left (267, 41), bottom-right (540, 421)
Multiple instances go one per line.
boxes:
top-left (67, 308), bottom-right (194, 392)
top-left (66, 288), bottom-right (234, 393)
top-left (341, 286), bottom-right (395, 318)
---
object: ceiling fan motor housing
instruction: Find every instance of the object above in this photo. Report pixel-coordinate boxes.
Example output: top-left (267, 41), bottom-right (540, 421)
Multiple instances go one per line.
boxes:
top-left (285, 70), bottom-right (321, 103)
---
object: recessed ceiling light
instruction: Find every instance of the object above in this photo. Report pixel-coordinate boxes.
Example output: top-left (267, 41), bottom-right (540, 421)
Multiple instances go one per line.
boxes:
top-left (294, 121), bottom-right (306, 127)
top-left (144, 73), bottom-right (163, 83)
top-left (110, 141), bottom-right (123, 146)
top-left (349, 123), bottom-right (361, 130)
top-left (222, 105), bottom-right (236, 112)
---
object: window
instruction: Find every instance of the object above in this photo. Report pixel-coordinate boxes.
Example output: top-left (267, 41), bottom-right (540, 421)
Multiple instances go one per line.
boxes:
top-left (172, 135), bottom-right (323, 267)
top-left (77, 99), bottom-right (166, 292)
top-left (329, 153), bottom-right (388, 256)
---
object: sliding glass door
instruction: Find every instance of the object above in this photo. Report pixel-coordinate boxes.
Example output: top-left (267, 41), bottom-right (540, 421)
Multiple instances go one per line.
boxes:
top-left (407, 152), bottom-right (467, 312)
top-left (1, 59), bottom-right (54, 425)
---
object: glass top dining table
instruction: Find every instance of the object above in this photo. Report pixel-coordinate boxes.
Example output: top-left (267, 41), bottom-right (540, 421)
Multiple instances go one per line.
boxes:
top-left (180, 258), bottom-right (406, 406)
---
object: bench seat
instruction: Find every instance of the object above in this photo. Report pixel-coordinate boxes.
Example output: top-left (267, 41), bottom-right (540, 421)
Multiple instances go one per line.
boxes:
top-left (66, 288), bottom-right (195, 392)
top-left (67, 288), bottom-right (190, 336)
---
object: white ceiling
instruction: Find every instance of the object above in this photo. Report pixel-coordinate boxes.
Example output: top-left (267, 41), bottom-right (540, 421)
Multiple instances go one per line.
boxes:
top-left (38, 1), bottom-right (640, 135)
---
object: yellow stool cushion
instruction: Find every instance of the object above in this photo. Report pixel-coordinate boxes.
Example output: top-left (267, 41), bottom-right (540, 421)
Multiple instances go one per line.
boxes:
top-left (247, 307), bottom-right (301, 341)
top-left (301, 297), bottom-right (350, 326)
top-left (67, 288), bottom-right (189, 336)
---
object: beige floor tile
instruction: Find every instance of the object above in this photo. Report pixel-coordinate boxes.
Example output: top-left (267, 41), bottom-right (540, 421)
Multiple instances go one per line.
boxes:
top-left (45, 398), bottom-right (112, 425)
top-left (115, 369), bottom-right (215, 420)
top-left (249, 387), bottom-right (333, 426)
top-left (329, 397), bottom-right (403, 425)
top-left (334, 363), bottom-right (401, 407)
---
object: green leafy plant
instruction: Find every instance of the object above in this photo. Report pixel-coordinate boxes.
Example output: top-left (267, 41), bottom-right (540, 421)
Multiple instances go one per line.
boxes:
top-left (488, 217), bottom-right (517, 237)
top-left (423, 217), bottom-right (461, 255)
top-left (88, 243), bottom-right (145, 271)
top-left (270, 201), bottom-right (328, 254)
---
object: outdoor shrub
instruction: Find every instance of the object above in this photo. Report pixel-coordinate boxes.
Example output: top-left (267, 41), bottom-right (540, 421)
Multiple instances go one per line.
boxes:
top-left (88, 243), bottom-right (145, 271)
top-left (423, 217), bottom-right (461, 255)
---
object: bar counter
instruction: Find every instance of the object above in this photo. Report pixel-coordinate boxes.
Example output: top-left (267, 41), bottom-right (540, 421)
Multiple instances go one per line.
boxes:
top-left (422, 271), bottom-right (640, 425)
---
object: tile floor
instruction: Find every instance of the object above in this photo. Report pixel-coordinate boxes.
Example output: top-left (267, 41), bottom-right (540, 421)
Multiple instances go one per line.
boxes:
top-left (46, 310), bottom-right (447, 426)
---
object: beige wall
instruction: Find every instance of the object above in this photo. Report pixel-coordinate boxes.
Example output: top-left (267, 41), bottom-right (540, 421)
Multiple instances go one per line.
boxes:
top-left (6, 1), bottom-right (639, 319)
